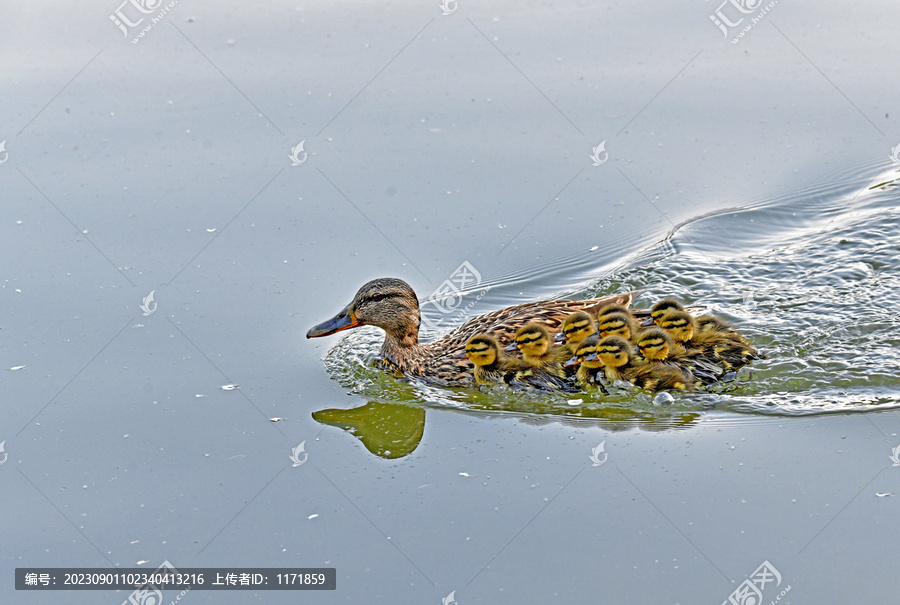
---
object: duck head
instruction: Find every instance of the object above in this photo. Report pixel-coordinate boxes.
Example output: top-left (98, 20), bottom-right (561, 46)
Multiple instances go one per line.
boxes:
top-left (635, 327), bottom-right (673, 361)
top-left (651, 299), bottom-right (684, 321)
top-left (656, 309), bottom-right (695, 344)
top-left (306, 277), bottom-right (421, 347)
top-left (596, 335), bottom-right (633, 369)
top-left (561, 311), bottom-right (596, 349)
top-left (465, 334), bottom-right (501, 368)
top-left (513, 322), bottom-right (553, 359)
top-left (573, 335), bottom-right (603, 369)
top-left (597, 311), bottom-right (635, 340)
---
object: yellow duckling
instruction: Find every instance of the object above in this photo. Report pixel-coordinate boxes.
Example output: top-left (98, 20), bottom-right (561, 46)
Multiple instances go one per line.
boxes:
top-left (596, 303), bottom-right (632, 319)
top-left (650, 298), bottom-right (684, 322)
top-left (595, 335), bottom-right (694, 391)
top-left (465, 334), bottom-right (574, 391)
top-left (511, 322), bottom-right (569, 378)
top-left (634, 327), bottom-right (686, 362)
top-left (656, 309), bottom-right (760, 370)
top-left (566, 335), bottom-right (607, 389)
top-left (655, 309), bottom-right (697, 345)
top-left (634, 327), bottom-right (722, 385)
top-left (597, 311), bottom-right (637, 341)
top-left (464, 335), bottom-right (526, 385)
top-left (559, 311), bottom-right (597, 356)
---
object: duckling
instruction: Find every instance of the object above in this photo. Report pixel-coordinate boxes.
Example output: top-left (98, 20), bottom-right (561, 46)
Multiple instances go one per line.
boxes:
top-left (634, 327), bottom-right (686, 362)
top-left (465, 335), bottom-right (527, 385)
top-left (567, 335), bottom-right (607, 389)
top-left (657, 309), bottom-right (759, 371)
top-left (695, 314), bottom-right (754, 348)
top-left (512, 322), bottom-right (569, 378)
top-left (559, 311), bottom-right (597, 356)
top-left (655, 309), bottom-right (697, 345)
top-left (596, 303), bottom-right (632, 319)
top-left (634, 327), bottom-right (722, 385)
top-left (596, 335), bottom-right (694, 391)
top-left (466, 334), bottom-right (575, 391)
top-left (597, 311), bottom-right (637, 341)
top-left (650, 299), bottom-right (684, 322)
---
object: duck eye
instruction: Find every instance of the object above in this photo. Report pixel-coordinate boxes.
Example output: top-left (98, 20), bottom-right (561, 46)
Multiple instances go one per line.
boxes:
top-left (372, 293), bottom-right (384, 302)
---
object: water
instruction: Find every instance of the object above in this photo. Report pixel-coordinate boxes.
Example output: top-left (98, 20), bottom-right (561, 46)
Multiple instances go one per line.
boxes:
top-left (4, 2), bottom-right (900, 604)
top-left (319, 160), bottom-right (900, 419)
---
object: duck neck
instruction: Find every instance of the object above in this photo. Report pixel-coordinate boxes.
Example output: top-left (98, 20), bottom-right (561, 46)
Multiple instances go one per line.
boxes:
top-left (379, 326), bottom-right (424, 368)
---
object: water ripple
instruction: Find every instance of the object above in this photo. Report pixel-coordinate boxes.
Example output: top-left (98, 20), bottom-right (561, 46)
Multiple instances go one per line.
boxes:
top-left (322, 162), bottom-right (900, 418)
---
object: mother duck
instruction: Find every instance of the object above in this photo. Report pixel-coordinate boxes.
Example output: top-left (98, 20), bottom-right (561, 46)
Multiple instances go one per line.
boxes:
top-left (306, 277), bottom-right (635, 385)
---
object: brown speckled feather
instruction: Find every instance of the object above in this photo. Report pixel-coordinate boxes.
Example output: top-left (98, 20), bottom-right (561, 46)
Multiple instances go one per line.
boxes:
top-left (307, 277), bottom-right (643, 386)
top-left (380, 292), bottom-right (637, 384)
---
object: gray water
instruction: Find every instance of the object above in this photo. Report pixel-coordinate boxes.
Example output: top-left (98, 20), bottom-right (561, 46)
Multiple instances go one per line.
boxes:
top-left (3, 1), bottom-right (900, 604)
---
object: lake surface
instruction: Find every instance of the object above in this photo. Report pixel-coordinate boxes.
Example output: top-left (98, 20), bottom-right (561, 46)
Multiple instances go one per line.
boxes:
top-left (3, 1), bottom-right (900, 603)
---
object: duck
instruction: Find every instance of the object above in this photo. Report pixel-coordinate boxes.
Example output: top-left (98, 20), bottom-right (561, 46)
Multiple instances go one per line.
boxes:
top-left (464, 334), bottom-right (575, 391)
top-left (510, 322), bottom-right (570, 378)
top-left (306, 277), bottom-right (634, 385)
top-left (464, 334), bottom-right (524, 385)
top-left (597, 311), bottom-right (637, 340)
top-left (595, 335), bottom-right (695, 391)
top-left (655, 309), bottom-right (760, 371)
top-left (633, 327), bottom-right (722, 385)
top-left (650, 298), bottom-right (684, 321)
top-left (565, 335), bottom-right (607, 390)
top-left (634, 326), bottom-right (686, 362)
top-left (559, 311), bottom-right (597, 356)
top-left (596, 302), bottom-right (632, 319)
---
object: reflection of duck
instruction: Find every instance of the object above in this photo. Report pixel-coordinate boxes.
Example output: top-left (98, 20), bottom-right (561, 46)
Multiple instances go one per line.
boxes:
top-left (307, 277), bottom-right (632, 385)
top-left (313, 400), bottom-right (702, 459)
top-left (312, 402), bottom-right (425, 459)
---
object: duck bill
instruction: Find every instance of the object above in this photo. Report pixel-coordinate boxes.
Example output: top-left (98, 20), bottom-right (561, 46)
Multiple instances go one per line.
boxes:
top-left (503, 342), bottom-right (519, 352)
top-left (563, 355), bottom-right (581, 368)
top-left (306, 304), bottom-right (361, 338)
top-left (641, 317), bottom-right (655, 327)
top-left (584, 352), bottom-right (599, 362)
